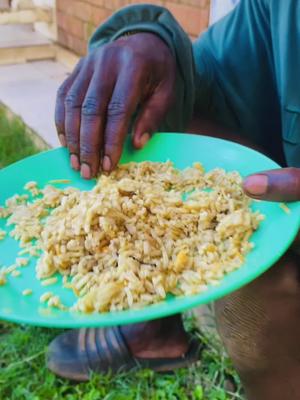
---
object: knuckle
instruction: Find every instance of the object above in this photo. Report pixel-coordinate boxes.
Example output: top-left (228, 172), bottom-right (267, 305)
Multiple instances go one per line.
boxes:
top-left (80, 143), bottom-right (97, 158)
top-left (65, 92), bottom-right (80, 109)
top-left (82, 97), bottom-right (100, 116)
top-left (122, 45), bottom-right (135, 58)
top-left (56, 82), bottom-right (68, 99)
top-left (102, 43), bottom-right (115, 56)
top-left (99, 45), bottom-right (119, 64)
top-left (65, 135), bottom-right (79, 149)
top-left (126, 49), bottom-right (143, 65)
top-left (107, 100), bottom-right (127, 119)
top-left (104, 138), bottom-right (121, 154)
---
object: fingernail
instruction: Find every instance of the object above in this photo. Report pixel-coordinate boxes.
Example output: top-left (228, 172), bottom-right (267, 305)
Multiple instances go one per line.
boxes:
top-left (243, 174), bottom-right (268, 196)
top-left (59, 134), bottom-right (66, 147)
top-left (140, 132), bottom-right (150, 148)
top-left (70, 154), bottom-right (80, 170)
top-left (102, 155), bottom-right (111, 172)
top-left (81, 163), bottom-right (91, 179)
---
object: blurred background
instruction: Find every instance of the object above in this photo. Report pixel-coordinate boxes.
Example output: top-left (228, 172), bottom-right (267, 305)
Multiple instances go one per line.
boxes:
top-left (0, 0), bottom-right (239, 149)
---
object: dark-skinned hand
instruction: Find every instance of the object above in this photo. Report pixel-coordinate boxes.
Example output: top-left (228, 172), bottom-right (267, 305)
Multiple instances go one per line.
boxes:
top-left (244, 168), bottom-right (300, 202)
top-left (244, 167), bottom-right (300, 248)
top-left (55, 33), bottom-right (176, 179)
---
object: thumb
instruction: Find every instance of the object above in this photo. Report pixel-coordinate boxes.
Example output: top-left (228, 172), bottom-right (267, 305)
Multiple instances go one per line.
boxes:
top-left (243, 168), bottom-right (300, 202)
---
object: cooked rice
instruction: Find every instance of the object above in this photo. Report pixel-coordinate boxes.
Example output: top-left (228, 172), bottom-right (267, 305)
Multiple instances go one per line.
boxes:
top-left (5, 264), bottom-right (18, 274)
top-left (279, 203), bottom-right (291, 214)
top-left (0, 161), bottom-right (263, 313)
top-left (24, 181), bottom-right (41, 197)
top-left (40, 292), bottom-right (53, 303)
top-left (48, 179), bottom-right (72, 184)
top-left (0, 229), bottom-right (6, 240)
top-left (16, 257), bottom-right (29, 267)
top-left (47, 295), bottom-right (63, 309)
top-left (0, 272), bottom-right (6, 286)
top-left (41, 277), bottom-right (58, 286)
top-left (22, 289), bottom-right (32, 296)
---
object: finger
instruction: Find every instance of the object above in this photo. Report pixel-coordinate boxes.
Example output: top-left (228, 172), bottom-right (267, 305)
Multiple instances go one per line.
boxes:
top-left (80, 64), bottom-right (116, 179)
top-left (64, 64), bottom-right (93, 170)
top-left (55, 59), bottom-right (84, 147)
top-left (132, 80), bottom-right (175, 149)
top-left (243, 168), bottom-right (300, 201)
top-left (103, 64), bottom-right (145, 172)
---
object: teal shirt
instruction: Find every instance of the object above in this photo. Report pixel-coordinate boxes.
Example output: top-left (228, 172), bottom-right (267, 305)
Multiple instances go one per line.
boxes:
top-left (89, 0), bottom-right (300, 168)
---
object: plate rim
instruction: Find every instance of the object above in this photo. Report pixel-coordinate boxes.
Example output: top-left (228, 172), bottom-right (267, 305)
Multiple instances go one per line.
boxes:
top-left (0, 133), bottom-right (299, 328)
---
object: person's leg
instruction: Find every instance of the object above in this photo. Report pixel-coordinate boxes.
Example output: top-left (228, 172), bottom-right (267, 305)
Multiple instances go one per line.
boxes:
top-left (121, 315), bottom-right (188, 358)
top-left (189, 117), bottom-right (300, 399)
top-left (47, 314), bottom-right (194, 380)
top-left (215, 252), bottom-right (300, 400)
top-left (191, 117), bottom-right (300, 399)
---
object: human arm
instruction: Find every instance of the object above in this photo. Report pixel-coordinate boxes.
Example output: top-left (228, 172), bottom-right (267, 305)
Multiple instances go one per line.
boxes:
top-left (55, 4), bottom-right (195, 178)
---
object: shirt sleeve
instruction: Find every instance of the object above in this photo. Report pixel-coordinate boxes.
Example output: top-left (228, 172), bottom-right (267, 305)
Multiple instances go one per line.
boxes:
top-left (89, 4), bottom-right (196, 133)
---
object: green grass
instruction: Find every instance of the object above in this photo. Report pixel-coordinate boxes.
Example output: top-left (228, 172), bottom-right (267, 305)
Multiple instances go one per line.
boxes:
top-left (0, 110), bottom-right (243, 400)
top-left (0, 321), bottom-right (243, 400)
top-left (0, 108), bottom-right (40, 168)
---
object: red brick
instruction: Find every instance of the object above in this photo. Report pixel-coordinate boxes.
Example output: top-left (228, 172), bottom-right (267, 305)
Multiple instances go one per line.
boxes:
top-left (165, 2), bottom-right (209, 36)
top-left (57, 12), bottom-right (85, 38)
top-left (103, 0), bottom-right (129, 10)
top-left (57, 28), bottom-right (69, 47)
top-left (56, 0), bottom-right (211, 54)
top-left (91, 7), bottom-right (111, 25)
top-left (69, 16), bottom-right (85, 38)
top-left (180, 0), bottom-right (209, 7)
top-left (73, 1), bottom-right (93, 22)
top-left (69, 35), bottom-right (87, 55)
top-left (129, 0), bottom-right (164, 6)
top-left (56, 11), bottom-right (66, 29)
top-left (85, 0), bottom-right (106, 6)
top-left (57, 0), bottom-right (73, 14)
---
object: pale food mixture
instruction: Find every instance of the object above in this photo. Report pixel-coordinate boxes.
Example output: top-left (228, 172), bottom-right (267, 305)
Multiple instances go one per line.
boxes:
top-left (0, 162), bottom-right (263, 313)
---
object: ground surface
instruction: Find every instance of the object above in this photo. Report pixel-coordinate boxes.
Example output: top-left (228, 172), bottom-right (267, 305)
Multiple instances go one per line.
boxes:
top-left (0, 110), bottom-right (243, 400)
top-left (0, 59), bottom-right (69, 148)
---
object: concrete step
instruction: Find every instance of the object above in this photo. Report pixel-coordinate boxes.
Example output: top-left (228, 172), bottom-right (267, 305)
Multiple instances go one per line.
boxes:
top-left (0, 7), bottom-right (52, 24)
top-left (0, 24), bottom-right (52, 47)
top-left (0, 60), bottom-right (70, 147)
top-left (0, 24), bottom-right (55, 64)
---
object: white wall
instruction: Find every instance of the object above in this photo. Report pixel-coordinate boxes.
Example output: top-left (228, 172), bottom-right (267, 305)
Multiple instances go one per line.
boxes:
top-left (210, 0), bottom-right (240, 25)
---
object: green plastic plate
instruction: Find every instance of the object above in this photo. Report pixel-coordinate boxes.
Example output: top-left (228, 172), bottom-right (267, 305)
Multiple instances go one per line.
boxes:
top-left (0, 133), bottom-right (299, 328)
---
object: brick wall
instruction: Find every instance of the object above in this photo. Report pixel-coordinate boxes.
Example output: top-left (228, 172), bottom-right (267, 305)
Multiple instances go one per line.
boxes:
top-left (56, 0), bottom-right (210, 56)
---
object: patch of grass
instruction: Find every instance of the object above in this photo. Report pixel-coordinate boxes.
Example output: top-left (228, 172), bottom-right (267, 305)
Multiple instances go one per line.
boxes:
top-left (0, 321), bottom-right (243, 400)
top-left (0, 108), bottom-right (40, 168)
top-left (0, 110), bottom-right (243, 399)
